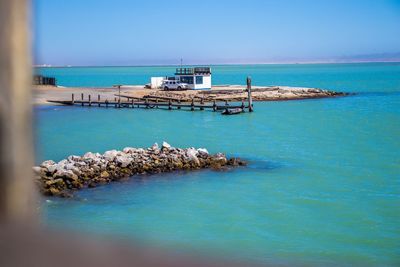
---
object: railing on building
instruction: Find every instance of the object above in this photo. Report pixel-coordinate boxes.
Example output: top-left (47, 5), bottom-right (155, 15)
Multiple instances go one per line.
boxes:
top-left (175, 67), bottom-right (211, 75)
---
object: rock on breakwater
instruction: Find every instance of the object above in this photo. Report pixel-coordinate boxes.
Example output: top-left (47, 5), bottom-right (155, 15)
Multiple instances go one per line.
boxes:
top-left (34, 142), bottom-right (246, 197)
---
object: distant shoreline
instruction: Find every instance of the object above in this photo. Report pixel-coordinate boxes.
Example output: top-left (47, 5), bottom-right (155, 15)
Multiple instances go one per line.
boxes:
top-left (33, 61), bottom-right (400, 69)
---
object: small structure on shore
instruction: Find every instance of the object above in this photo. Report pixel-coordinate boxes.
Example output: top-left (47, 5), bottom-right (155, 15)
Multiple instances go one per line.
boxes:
top-left (33, 75), bottom-right (56, 86)
top-left (150, 67), bottom-right (212, 90)
top-left (175, 67), bottom-right (212, 90)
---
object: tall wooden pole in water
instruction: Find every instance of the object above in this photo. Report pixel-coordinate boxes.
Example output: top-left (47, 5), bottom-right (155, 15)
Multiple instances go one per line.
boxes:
top-left (113, 84), bottom-right (122, 108)
top-left (247, 76), bottom-right (253, 112)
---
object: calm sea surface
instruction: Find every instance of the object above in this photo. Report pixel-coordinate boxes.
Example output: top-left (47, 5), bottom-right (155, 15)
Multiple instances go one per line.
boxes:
top-left (35, 63), bottom-right (400, 266)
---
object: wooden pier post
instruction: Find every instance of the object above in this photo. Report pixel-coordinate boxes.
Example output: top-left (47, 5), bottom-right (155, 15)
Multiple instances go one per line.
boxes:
top-left (177, 99), bottom-right (181, 109)
top-left (131, 98), bottom-right (134, 108)
top-left (145, 98), bottom-right (149, 109)
top-left (88, 95), bottom-right (91, 106)
top-left (113, 84), bottom-right (122, 108)
top-left (213, 100), bottom-right (217, 112)
top-left (247, 76), bottom-right (253, 112)
top-left (241, 99), bottom-right (245, 109)
top-left (191, 99), bottom-right (194, 111)
top-left (200, 98), bottom-right (204, 110)
top-left (168, 100), bottom-right (172, 110)
top-left (71, 94), bottom-right (74, 105)
top-left (81, 93), bottom-right (84, 106)
top-left (105, 99), bottom-right (109, 108)
top-left (98, 95), bottom-right (100, 107)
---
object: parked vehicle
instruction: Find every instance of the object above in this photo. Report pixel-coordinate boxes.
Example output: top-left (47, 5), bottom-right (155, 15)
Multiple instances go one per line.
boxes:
top-left (161, 80), bottom-right (188, 90)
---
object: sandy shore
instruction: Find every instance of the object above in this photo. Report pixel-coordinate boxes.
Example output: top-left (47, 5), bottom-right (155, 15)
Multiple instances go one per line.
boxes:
top-left (33, 85), bottom-right (347, 105)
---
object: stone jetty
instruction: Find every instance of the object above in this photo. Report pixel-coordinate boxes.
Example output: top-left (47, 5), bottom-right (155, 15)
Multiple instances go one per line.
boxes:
top-left (33, 142), bottom-right (246, 197)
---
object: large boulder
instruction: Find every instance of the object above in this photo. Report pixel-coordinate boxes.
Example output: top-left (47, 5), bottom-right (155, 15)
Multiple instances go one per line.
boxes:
top-left (162, 141), bottom-right (171, 149)
top-left (103, 150), bottom-right (118, 161)
top-left (64, 163), bottom-right (81, 175)
top-left (115, 155), bottom-right (132, 168)
top-left (40, 160), bottom-right (56, 169)
top-left (197, 148), bottom-right (209, 157)
top-left (186, 148), bottom-right (200, 166)
top-left (123, 147), bottom-right (136, 154)
top-left (150, 143), bottom-right (159, 150)
top-left (67, 155), bottom-right (81, 162)
top-left (209, 153), bottom-right (228, 170)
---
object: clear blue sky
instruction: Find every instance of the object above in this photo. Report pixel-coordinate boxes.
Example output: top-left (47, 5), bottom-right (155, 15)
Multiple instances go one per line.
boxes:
top-left (33, 0), bottom-right (400, 66)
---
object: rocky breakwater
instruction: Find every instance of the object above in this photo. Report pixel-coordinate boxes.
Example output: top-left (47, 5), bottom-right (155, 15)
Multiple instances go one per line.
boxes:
top-left (33, 142), bottom-right (246, 197)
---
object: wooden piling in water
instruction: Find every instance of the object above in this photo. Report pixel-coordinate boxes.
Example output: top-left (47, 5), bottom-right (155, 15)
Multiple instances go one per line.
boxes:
top-left (168, 100), bottom-right (172, 110)
top-left (191, 99), bottom-right (194, 111)
top-left (105, 99), bottom-right (109, 108)
top-left (213, 100), bottom-right (217, 111)
top-left (98, 95), bottom-right (100, 107)
top-left (247, 76), bottom-right (254, 112)
top-left (71, 94), bottom-right (74, 104)
top-left (81, 93), bottom-right (84, 106)
top-left (88, 95), bottom-right (91, 106)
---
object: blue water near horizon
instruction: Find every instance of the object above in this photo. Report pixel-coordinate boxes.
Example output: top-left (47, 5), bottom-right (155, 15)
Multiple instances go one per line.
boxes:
top-left (36, 63), bottom-right (400, 266)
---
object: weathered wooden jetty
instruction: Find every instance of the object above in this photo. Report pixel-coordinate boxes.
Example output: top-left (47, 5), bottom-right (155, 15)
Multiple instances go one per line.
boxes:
top-left (47, 77), bottom-right (255, 113)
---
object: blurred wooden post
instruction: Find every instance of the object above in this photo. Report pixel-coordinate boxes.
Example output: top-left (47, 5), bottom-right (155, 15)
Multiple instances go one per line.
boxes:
top-left (88, 95), bottom-right (91, 106)
top-left (71, 93), bottom-right (75, 104)
top-left (81, 93), bottom-right (84, 106)
top-left (0, 0), bottom-right (36, 223)
top-left (97, 94), bottom-right (100, 107)
top-left (247, 76), bottom-right (253, 112)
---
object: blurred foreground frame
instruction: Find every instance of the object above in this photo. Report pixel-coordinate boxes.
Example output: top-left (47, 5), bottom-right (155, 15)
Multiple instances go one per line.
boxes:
top-left (0, 1), bottom-right (263, 266)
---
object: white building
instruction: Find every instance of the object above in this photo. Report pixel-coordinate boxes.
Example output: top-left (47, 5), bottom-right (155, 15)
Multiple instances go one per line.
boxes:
top-left (150, 77), bottom-right (164, 89)
top-left (175, 67), bottom-right (212, 90)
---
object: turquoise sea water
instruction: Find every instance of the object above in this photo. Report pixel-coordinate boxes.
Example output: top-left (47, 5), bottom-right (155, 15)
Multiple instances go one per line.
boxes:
top-left (36, 63), bottom-right (400, 266)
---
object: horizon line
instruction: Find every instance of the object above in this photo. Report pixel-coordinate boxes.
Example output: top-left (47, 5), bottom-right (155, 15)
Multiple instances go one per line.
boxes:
top-left (33, 60), bottom-right (400, 68)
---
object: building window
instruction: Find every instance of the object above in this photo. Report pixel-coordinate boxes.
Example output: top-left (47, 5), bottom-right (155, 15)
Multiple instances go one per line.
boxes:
top-left (180, 76), bottom-right (194, 84)
top-left (196, 76), bottom-right (203, 85)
